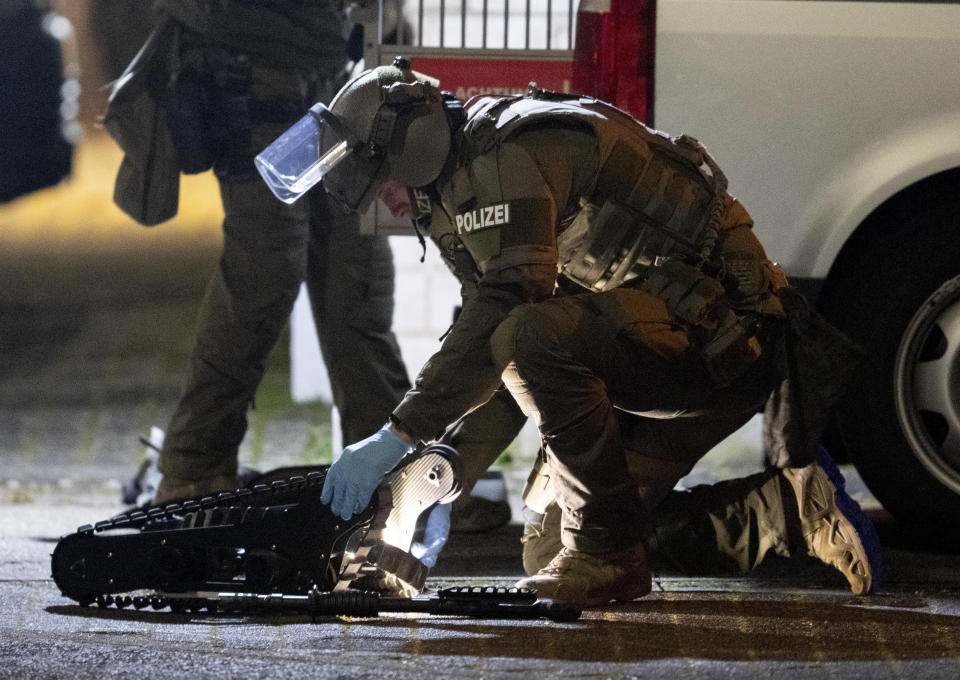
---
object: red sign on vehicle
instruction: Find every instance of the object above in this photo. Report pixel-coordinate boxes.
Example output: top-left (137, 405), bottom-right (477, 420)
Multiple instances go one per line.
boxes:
top-left (409, 57), bottom-right (574, 101)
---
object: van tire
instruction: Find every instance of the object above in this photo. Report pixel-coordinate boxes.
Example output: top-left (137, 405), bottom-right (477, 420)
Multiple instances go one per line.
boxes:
top-left (820, 194), bottom-right (960, 537)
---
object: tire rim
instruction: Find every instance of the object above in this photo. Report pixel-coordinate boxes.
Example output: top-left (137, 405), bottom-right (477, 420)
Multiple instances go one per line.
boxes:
top-left (894, 274), bottom-right (960, 494)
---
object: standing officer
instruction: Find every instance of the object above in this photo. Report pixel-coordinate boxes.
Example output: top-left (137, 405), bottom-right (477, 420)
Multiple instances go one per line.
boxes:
top-left (258, 62), bottom-right (880, 606)
top-left (107, 1), bottom-right (411, 504)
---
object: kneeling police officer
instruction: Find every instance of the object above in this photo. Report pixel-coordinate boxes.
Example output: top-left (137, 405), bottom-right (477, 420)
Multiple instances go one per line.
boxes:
top-left (257, 61), bottom-right (880, 607)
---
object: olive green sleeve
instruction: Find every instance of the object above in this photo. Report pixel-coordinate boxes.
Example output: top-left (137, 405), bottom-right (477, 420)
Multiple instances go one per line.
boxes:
top-left (392, 242), bottom-right (560, 441)
top-left (391, 270), bottom-right (542, 441)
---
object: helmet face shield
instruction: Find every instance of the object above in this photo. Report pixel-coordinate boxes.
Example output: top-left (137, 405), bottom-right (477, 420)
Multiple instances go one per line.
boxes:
top-left (255, 103), bottom-right (359, 205)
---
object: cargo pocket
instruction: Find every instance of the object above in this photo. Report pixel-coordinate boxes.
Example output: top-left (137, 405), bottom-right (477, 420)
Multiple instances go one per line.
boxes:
top-left (593, 288), bottom-right (691, 361)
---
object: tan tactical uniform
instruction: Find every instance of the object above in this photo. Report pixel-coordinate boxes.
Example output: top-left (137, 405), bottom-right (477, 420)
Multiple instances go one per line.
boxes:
top-left (394, 92), bottom-right (787, 554)
top-left (134, 0), bottom-right (410, 481)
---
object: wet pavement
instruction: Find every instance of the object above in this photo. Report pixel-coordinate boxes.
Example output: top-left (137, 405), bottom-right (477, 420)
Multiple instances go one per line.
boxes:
top-left (4, 495), bottom-right (960, 680)
top-left (2, 137), bottom-right (960, 678)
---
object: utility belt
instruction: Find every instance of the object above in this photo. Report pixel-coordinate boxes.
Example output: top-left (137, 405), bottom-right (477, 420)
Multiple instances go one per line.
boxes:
top-left (161, 35), bottom-right (325, 178)
top-left (557, 252), bottom-right (772, 388)
top-left (558, 188), bottom-right (782, 387)
top-left (638, 256), bottom-right (765, 388)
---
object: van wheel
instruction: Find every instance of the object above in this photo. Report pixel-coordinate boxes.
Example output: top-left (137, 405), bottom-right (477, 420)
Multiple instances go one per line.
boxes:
top-left (892, 275), bottom-right (960, 508)
top-left (822, 199), bottom-right (960, 536)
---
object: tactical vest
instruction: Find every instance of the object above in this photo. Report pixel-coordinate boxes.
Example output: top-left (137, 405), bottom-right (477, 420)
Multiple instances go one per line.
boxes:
top-left (460, 90), bottom-right (728, 292)
top-left (155, 0), bottom-right (345, 72)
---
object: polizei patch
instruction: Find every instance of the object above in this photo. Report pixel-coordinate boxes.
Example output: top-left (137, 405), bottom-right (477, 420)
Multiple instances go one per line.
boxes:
top-left (455, 202), bottom-right (511, 234)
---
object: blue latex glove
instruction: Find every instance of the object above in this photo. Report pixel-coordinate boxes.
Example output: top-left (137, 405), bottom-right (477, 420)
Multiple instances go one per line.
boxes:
top-left (321, 425), bottom-right (413, 520)
top-left (410, 503), bottom-right (452, 568)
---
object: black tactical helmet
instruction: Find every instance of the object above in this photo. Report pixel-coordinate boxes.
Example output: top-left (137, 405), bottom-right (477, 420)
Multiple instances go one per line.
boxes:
top-left (321, 59), bottom-right (451, 212)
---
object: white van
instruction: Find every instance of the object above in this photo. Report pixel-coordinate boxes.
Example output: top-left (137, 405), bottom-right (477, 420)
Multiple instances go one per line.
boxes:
top-left (640, 0), bottom-right (960, 531)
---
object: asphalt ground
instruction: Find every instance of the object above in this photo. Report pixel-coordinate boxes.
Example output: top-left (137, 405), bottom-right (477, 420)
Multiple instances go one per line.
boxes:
top-left (2, 136), bottom-right (960, 679)
top-left (4, 500), bottom-right (960, 680)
